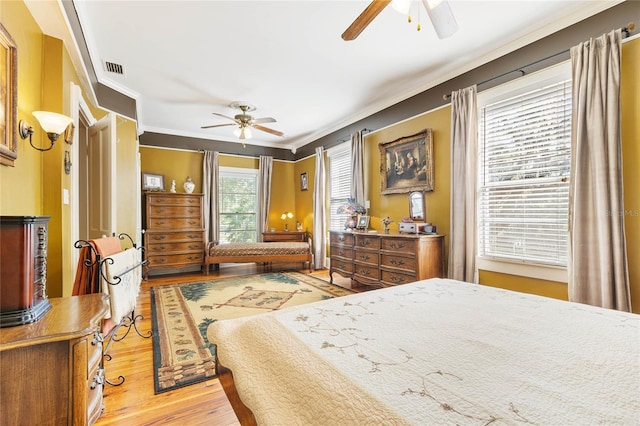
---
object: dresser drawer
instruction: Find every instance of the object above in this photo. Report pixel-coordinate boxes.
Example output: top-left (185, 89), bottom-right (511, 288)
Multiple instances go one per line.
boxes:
top-left (380, 253), bottom-right (417, 272)
top-left (149, 253), bottom-right (203, 268)
top-left (331, 245), bottom-right (353, 260)
top-left (330, 232), bottom-right (354, 246)
top-left (147, 241), bottom-right (204, 255)
top-left (381, 269), bottom-right (416, 286)
top-left (353, 249), bottom-right (378, 265)
top-left (353, 263), bottom-right (379, 281)
top-left (381, 237), bottom-right (416, 254)
top-left (331, 259), bottom-right (354, 275)
top-left (147, 205), bottom-right (202, 217)
top-left (145, 231), bottom-right (204, 244)
top-left (355, 234), bottom-right (380, 250)
top-left (147, 217), bottom-right (203, 229)
top-left (147, 194), bottom-right (202, 207)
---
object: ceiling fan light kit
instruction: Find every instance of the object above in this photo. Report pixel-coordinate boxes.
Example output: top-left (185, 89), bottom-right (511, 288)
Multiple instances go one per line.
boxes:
top-left (201, 101), bottom-right (283, 142)
top-left (343, 0), bottom-right (458, 41)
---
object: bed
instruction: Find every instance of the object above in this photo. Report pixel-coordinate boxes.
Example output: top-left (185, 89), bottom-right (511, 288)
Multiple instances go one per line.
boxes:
top-left (207, 278), bottom-right (640, 425)
top-left (204, 240), bottom-right (313, 274)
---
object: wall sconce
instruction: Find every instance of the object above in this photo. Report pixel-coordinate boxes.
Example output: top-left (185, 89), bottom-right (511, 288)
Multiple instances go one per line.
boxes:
top-left (19, 111), bottom-right (74, 152)
top-left (64, 151), bottom-right (72, 175)
top-left (280, 211), bottom-right (293, 231)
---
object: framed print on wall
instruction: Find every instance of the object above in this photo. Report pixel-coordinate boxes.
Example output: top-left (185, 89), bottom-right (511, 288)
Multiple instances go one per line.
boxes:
top-left (300, 172), bottom-right (308, 191)
top-left (142, 173), bottom-right (165, 191)
top-left (0, 24), bottom-right (18, 167)
top-left (379, 129), bottom-right (434, 195)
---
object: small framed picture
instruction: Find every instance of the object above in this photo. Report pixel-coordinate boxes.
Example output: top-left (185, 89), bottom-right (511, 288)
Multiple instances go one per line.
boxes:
top-left (142, 173), bottom-right (165, 191)
top-left (356, 215), bottom-right (370, 230)
top-left (300, 172), bottom-right (308, 191)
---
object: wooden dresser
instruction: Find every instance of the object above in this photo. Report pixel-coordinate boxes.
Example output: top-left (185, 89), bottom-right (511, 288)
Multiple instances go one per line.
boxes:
top-left (144, 192), bottom-right (205, 276)
top-left (0, 294), bottom-right (109, 425)
top-left (329, 231), bottom-right (444, 288)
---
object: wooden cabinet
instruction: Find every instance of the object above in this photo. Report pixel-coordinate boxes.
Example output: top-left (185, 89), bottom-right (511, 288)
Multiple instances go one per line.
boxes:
top-left (0, 294), bottom-right (109, 425)
top-left (330, 231), bottom-right (444, 288)
top-left (262, 231), bottom-right (307, 242)
top-left (144, 193), bottom-right (205, 275)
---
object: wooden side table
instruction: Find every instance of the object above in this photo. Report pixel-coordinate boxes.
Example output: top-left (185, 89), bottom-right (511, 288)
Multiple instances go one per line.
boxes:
top-left (0, 294), bottom-right (109, 425)
top-left (262, 231), bottom-right (307, 242)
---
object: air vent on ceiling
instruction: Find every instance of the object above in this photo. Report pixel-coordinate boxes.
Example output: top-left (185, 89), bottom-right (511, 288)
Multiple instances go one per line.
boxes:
top-left (104, 61), bottom-right (124, 75)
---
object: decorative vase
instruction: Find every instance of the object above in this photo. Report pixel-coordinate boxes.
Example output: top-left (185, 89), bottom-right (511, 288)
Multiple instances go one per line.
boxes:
top-left (183, 176), bottom-right (195, 193)
top-left (384, 226), bottom-right (389, 234)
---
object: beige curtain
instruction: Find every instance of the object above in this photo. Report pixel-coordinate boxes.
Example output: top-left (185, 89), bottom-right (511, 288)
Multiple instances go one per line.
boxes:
top-left (257, 156), bottom-right (273, 242)
top-left (448, 86), bottom-right (478, 283)
top-left (350, 131), bottom-right (365, 206)
top-left (569, 29), bottom-right (630, 311)
top-left (313, 147), bottom-right (326, 270)
top-left (202, 150), bottom-right (219, 244)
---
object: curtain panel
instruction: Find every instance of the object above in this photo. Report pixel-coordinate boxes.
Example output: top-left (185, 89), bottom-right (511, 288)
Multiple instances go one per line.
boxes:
top-left (568, 29), bottom-right (631, 312)
top-left (313, 147), bottom-right (326, 270)
top-left (257, 156), bottom-right (273, 241)
top-left (448, 86), bottom-right (478, 283)
top-left (350, 131), bottom-right (365, 206)
top-left (202, 150), bottom-right (219, 245)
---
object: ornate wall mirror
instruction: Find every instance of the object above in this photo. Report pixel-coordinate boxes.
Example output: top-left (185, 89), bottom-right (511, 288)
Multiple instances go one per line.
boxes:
top-left (409, 191), bottom-right (425, 221)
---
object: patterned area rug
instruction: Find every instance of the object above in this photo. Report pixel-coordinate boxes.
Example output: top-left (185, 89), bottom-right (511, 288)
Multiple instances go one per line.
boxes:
top-left (151, 271), bottom-right (353, 393)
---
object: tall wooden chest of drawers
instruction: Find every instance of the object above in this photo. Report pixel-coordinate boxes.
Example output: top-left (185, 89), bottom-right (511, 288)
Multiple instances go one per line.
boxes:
top-left (144, 193), bottom-right (205, 275)
top-left (329, 231), bottom-right (444, 288)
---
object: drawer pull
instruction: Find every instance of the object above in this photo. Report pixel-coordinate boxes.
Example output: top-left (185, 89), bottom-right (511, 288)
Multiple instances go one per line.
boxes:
top-left (390, 275), bottom-right (407, 283)
top-left (359, 240), bottom-right (370, 247)
top-left (338, 236), bottom-right (345, 242)
top-left (389, 259), bottom-right (405, 266)
top-left (189, 244), bottom-right (200, 249)
top-left (151, 235), bottom-right (166, 241)
top-left (358, 269), bottom-right (371, 276)
top-left (91, 369), bottom-right (105, 389)
top-left (92, 331), bottom-right (104, 346)
top-left (338, 250), bottom-right (344, 256)
top-left (188, 221), bottom-right (198, 225)
top-left (358, 254), bottom-right (371, 261)
top-left (389, 242), bottom-right (407, 249)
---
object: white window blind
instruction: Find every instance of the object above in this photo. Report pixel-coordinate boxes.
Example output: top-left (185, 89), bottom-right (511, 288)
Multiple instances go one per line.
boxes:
top-left (218, 167), bottom-right (258, 244)
top-left (478, 79), bottom-right (571, 267)
top-left (327, 143), bottom-right (352, 231)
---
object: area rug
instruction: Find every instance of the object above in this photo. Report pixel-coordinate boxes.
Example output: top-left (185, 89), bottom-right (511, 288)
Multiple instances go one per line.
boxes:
top-left (151, 271), bottom-right (353, 393)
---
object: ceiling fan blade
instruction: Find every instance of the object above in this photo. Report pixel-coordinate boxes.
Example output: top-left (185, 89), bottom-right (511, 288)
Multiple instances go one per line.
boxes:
top-left (252, 117), bottom-right (277, 124)
top-left (201, 123), bottom-right (236, 129)
top-left (341, 0), bottom-right (391, 41)
top-left (211, 112), bottom-right (237, 122)
top-left (253, 124), bottom-right (284, 137)
top-left (421, 0), bottom-right (458, 39)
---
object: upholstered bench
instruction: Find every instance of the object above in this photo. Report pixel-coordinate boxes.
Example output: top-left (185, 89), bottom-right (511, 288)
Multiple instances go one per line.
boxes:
top-left (204, 240), bottom-right (312, 274)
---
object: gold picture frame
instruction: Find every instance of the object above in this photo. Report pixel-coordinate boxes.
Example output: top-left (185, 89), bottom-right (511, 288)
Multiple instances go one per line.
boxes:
top-left (379, 129), bottom-right (434, 195)
top-left (0, 24), bottom-right (18, 167)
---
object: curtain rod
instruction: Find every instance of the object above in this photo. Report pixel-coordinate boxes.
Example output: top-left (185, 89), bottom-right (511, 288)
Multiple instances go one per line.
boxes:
top-left (443, 22), bottom-right (635, 100)
top-left (337, 128), bottom-right (372, 143)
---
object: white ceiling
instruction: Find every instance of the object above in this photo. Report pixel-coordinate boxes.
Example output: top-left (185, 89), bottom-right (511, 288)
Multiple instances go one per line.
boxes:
top-left (66, 1), bottom-right (619, 152)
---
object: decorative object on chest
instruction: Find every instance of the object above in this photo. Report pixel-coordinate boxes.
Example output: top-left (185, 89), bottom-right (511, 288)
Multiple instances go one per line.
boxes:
top-left (0, 216), bottom-right (52, 327)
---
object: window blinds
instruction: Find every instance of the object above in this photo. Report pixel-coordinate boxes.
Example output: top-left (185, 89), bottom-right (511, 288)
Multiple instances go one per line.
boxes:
top-left (328, 144), bottom-right (352, 231)
top-left (478, 80), bottom-right (571, 266)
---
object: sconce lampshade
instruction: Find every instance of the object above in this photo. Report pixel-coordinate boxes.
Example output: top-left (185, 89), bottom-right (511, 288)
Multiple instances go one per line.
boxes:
top-left (32, 111), bottom-right (73, 135)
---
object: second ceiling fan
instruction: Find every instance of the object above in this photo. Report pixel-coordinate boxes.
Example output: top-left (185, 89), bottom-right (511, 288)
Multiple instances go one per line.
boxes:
top-left (342, 0), bottom-right (458, 41)
top-left (201, 101), bottom-right (284, 140)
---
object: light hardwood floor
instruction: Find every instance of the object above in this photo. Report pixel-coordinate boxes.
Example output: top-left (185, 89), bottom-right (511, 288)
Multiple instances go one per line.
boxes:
top-left (94, 264), bottom-right (354, 426)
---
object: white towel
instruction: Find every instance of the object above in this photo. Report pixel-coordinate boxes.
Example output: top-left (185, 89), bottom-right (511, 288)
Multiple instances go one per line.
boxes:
top-left (103, 248), bottom-right (142, 322)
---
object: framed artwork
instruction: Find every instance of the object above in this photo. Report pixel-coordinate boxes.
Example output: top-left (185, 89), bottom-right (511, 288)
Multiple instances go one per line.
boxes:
top-left (0, 24), bottom-right (18, 167)
top-left (379, 129), bottom-right (433, 195)
top-left (356, 215), bottom-right (370, 230)
top-left (300, 172), bottom-right (308, 191)
top-left (142, 173), bottom-right (165, 191)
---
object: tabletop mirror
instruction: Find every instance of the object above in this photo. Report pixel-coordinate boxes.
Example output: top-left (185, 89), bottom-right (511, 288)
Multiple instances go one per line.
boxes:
top-left (409, 191), bottom-right (425, 222)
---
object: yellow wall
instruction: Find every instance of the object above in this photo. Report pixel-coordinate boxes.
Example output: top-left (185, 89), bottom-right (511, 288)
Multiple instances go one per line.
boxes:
top-left (621, 38), bottom-right (640, 313)
top-left (295, 156), bottom-right (315, 234)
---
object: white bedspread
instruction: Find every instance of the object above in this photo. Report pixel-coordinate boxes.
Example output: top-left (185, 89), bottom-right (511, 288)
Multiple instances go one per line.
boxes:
top-left (208, 278), bottom-right (640, 425)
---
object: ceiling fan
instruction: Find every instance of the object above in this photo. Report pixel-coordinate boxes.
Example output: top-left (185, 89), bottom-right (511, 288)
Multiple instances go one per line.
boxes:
top-left (342, 0), bottom-right (458, 41)
top-left (201, 101), bottom-right (284, 140)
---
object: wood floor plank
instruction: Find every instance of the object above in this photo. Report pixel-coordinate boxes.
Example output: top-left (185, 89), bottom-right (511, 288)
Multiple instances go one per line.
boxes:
top-left (94, 264), bottom-right (355, 425)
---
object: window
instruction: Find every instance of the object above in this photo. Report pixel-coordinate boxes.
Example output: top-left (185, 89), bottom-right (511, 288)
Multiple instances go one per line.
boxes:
top-left (327, 143), bottom-right (352, 231)
top-left (218, 167), bottom-right (258, 244)
top-left (477, 64), bottom-right (571, 274)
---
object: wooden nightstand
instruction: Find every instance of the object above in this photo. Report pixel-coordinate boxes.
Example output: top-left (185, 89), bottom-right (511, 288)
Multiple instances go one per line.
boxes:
top-left (262, 231), bottom-right (307, 242)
